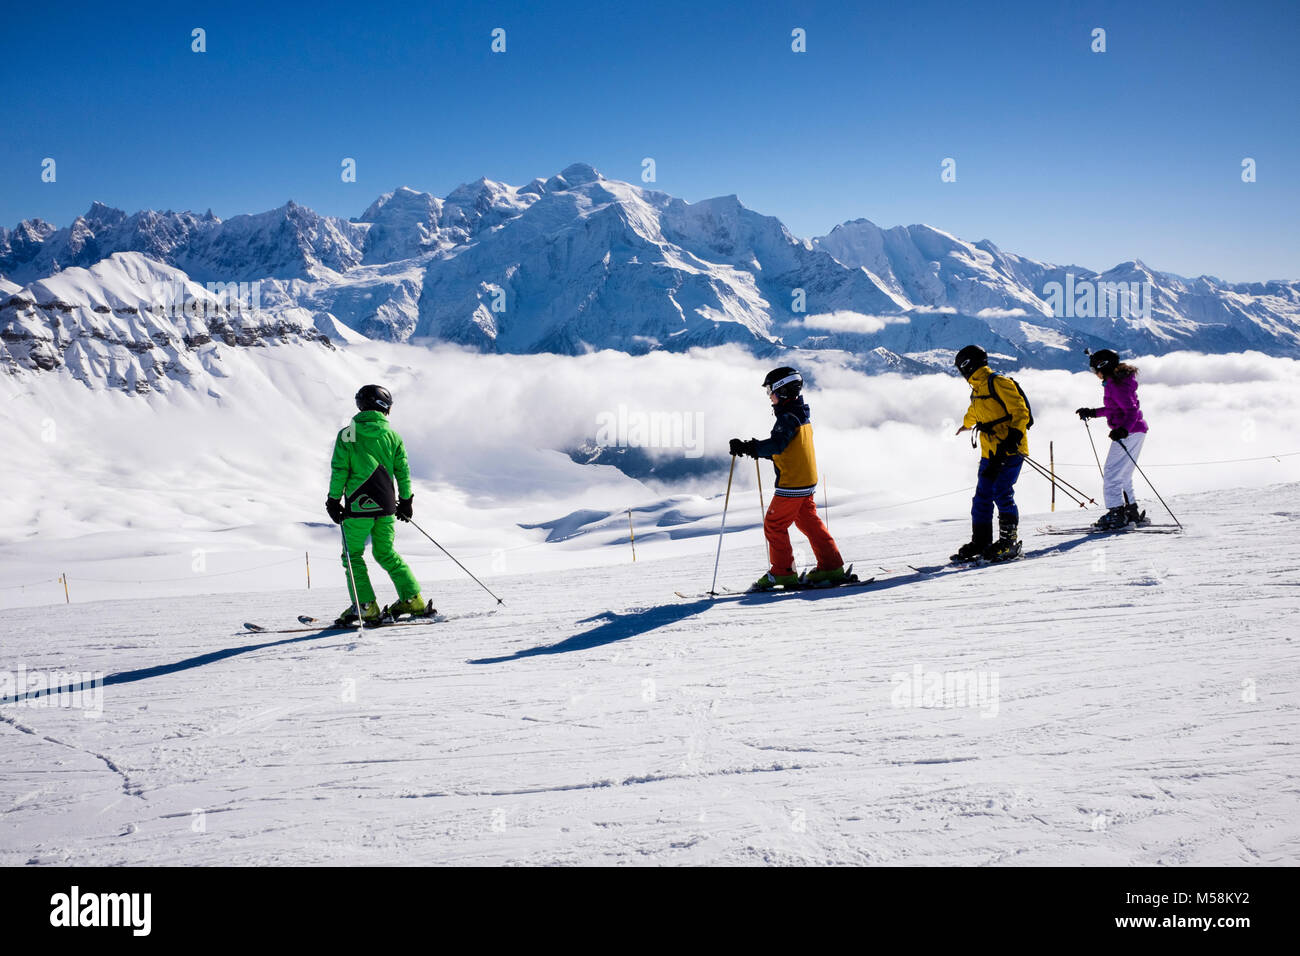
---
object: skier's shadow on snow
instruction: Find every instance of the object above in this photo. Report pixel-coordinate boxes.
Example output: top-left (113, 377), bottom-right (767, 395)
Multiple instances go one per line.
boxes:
top-left (0, 631), bottom-right (340, 706)
top-left (839, 538), bottom-right (1104, 596)
top-left (469, 601), bottom-right (713, 665)
top-left (729, 538), bottom-right (1103, 604)
top-left (467, 540), bottom-right (1102, 665)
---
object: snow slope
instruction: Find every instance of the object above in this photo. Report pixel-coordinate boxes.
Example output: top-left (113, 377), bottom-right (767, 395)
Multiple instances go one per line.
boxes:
top-left (1, 483), bottom-right (1296, 865)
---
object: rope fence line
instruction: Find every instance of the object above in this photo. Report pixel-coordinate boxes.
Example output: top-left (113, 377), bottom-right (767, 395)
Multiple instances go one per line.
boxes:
top-left (75, 554), bottom-right (305, 584)
top-left (859, 487), bottom-right (974, 511)
top-left (1053, 450), bottom-right (1300, 468)
top-left (0, 578), bottom-right (61, 591)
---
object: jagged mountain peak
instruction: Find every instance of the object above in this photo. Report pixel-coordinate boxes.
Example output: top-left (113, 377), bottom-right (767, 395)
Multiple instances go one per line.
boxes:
top-left (13, 219), bottom-right (57, 240)
top-left (827, 216), bottom-right (881, 233)
top-left (83, 200), bottom-right (127, 225)
top-left (445, 175), bottom-right (508, 203)
top-left (1099, 259), bottom-right (1159, 282)
top-left (358, 185), bottom-right (439, 222)
top-left (558, 162), bottom-right (602, 185)
top-left (541, 163), bottom-right (605, 193)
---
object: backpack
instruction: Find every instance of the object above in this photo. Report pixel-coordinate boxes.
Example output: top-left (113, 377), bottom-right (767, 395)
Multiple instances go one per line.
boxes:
top-left (988, 373), bottom-right (1034, 429)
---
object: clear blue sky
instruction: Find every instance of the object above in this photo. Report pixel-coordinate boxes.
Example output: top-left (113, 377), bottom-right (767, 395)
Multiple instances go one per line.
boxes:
top-left (3, 0), bottom-right (1296, 280)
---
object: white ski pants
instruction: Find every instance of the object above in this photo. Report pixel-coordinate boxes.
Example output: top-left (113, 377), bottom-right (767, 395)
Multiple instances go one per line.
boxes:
top-left (1103, 430), bottom-right (1146, 509)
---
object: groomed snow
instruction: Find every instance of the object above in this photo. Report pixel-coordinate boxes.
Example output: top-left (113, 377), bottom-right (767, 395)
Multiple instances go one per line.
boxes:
top-left (1, 483), bottom-right (1296, 865)
top-left (3, 341), bottom-right (1300, 864)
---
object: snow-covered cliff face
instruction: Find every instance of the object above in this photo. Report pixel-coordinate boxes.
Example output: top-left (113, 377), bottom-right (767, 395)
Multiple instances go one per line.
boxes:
top-left (4, 163), bottom-right (1299, 394)
top-left (0, 253), bottom-right (331, 393)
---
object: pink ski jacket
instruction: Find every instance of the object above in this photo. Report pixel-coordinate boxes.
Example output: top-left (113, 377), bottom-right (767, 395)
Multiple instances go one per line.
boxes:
top-left (1094, 374), bottom-right (1149, 434)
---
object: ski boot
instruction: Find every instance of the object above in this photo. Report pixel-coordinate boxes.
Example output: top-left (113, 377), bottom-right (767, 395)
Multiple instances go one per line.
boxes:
top-left (1091, 506), bottom-right (1128, 531)
top-left (1124, 502), bottom-right (1149, 527)
top-left (334, 601), bottom-right (381, 627)
top-left (749, 571), bottom-right (800, 592)
top-left (951, 521), bottom-right (993, 563)
top-left (982, 518), bottom-right (1023, 563)
top-left (384, 594), bottom-right (436, 621)
top-left (802, 565), bottom-right (855, 588)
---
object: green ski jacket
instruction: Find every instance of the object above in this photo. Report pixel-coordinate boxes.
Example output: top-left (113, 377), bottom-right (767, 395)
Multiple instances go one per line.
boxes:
top-left (328, 411), bottom-right (413, 518)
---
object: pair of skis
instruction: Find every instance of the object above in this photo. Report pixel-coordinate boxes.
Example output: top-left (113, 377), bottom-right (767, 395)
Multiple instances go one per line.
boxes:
top-left (1037, 522), bottom-right (1183, 536)
top-left (902, 520), bottom-right (1180, 577)
top-left (677, 565), bottom-right (877, 600)
top-left (242, 602), bottom-right (451, 636)
top-left (678, 516), bottom-right (1187, 600)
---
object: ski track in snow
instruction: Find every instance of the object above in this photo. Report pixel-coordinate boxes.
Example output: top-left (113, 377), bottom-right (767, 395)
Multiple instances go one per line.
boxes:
top-left (1, 484), bottom-right (1298, 866)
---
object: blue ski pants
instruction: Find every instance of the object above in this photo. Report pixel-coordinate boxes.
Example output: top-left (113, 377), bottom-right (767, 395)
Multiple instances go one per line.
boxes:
top-left (972, 455), bottom-right (1024, 525)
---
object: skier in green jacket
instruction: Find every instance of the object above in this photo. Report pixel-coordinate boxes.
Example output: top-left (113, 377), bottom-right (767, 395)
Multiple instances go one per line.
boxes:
top-left (325, 385), bottom-right (430, 625)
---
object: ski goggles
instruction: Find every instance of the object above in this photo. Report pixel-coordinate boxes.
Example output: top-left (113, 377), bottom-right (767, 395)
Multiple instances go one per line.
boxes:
top-left (764, 372), bottom-right (802, 396)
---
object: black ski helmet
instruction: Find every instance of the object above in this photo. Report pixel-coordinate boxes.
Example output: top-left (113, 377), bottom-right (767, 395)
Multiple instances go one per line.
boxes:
top-left (954, 345), bottom-right (987, 379)
top-left (355, 384), bottom-right (393, 414)
top-left (763, 366), bottom-right (803, 400)
top-left (1088, 349), bottom-right (1120, 375)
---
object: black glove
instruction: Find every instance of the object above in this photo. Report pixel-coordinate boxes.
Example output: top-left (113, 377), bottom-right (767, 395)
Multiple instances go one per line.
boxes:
top-left (1076, 407), bottom-right (1096, 421)
top-left (396, 496), bottom-right (414, 522)
top-left (326, 497), bottom-right (344, 524)
top-left (1109, 427), bottom-right (1129, 441)
top-left (729, 438), bottom-right (756, 458)
top-left (995, 428), bottom-right (1023, 459)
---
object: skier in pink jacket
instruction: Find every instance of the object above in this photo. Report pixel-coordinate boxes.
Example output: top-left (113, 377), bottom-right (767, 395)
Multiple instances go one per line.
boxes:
top-left (1076, 349), bottom-right (1149, 530)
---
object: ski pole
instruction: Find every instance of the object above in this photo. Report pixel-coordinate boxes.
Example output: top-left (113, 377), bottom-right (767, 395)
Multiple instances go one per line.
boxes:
top-left (1025, 455), bottom-right (1096, 506)
top-left (1026, 454), bottom-right (1096, 503)
top-left (1028, 458), bottom-right (1087, 506)
top-left (755, 458), bottom-right (769, 566)
top-left (1118, 439), bottom-right (1182, 528)
top-left (1023, 456), bottom-right (1088, 507)
top-left (1083, 419), bottom-right (1105, 480)
top-left (407, 519), bottom-right (505, 604)
top-left (1024, 456), bottom-right (1089, 506)
top-left (709, 455), bottom-right (737, 597)
top-left (340, 523), bottom-right (365, 633)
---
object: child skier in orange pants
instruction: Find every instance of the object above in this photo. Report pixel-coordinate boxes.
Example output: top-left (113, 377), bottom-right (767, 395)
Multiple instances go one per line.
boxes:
top-left (730, 367), bottom-right (848, 591)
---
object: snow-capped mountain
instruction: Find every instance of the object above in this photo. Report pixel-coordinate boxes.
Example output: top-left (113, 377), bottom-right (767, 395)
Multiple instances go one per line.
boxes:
top-left (408, 169), bottom-right (911, 354)
top-left (0, 201), bottom-right (367, 284)
top-left (0, 253), bottom-right (331, 392)
top-left (813, 219), bottom-right (1300, 359)
top-left (5, 163), bottom-right (1300, 393)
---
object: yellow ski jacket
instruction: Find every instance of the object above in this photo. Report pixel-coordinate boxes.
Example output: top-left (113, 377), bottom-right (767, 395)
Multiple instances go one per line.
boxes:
top-left (962, 366), bottom-right (1031, 458)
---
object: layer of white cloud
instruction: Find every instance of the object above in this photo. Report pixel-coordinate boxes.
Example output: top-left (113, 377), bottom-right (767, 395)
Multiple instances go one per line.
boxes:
top-left (798, 311), bottom-right (911, 334)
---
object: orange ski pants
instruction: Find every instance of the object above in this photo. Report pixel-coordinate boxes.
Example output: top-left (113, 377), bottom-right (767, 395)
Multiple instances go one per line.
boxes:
top-left (765, 494), bottom-right (843, 576)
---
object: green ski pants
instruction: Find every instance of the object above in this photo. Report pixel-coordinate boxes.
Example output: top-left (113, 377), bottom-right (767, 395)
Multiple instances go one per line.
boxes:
top-left (340, 515), bottom-right (421, 605)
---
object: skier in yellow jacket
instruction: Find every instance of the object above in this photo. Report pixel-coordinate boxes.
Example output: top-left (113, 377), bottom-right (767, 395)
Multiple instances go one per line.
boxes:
top-left (951, 345), bottom-right (1032, 563)
top-left (729, 367), bottom-right (847, 590)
